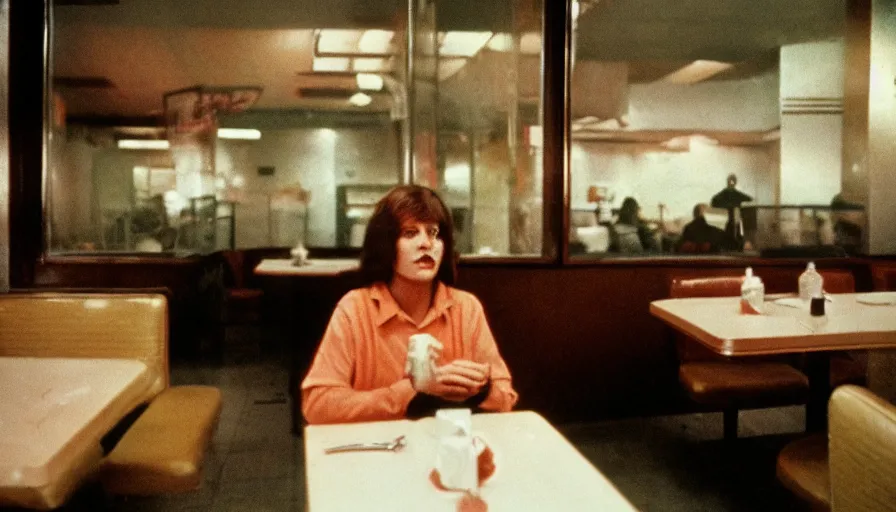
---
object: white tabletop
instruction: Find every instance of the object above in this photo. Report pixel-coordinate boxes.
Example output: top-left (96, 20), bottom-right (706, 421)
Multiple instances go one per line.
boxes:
top-left (650, 292), bottom-right (896, 356)
top-left (304, 411), bottom-right (638, 512)
top-left (0, 357), bottom-right (152, 489)
top-left (254, 258), bottom-right (359, 277)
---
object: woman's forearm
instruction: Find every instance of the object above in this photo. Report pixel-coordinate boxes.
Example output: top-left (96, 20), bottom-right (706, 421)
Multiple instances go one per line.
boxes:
top-left (302, 379), bottom-right (416, 425)
top-left (477, 379), bottom-right (518, 412)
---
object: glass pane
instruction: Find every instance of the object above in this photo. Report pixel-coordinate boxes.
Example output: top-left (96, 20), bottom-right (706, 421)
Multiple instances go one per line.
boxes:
top-left (423, 0), bottom-right (544, 257)
top-left (46, 1), bottom-right (408, 255)
top-left (568, 0), bottom-right (856, 259)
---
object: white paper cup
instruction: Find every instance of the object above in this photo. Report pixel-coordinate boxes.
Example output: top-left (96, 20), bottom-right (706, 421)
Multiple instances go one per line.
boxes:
top-left (407, 334), bottom-right (442, 389)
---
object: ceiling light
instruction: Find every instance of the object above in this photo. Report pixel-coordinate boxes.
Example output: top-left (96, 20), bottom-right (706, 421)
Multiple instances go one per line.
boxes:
top-left (527, 126), bottom-right (542, 148)
top-left (117, 139), bottom-right (170, 150)
top-left (356, 73), bottom-right (384, 91)
top-left (486, 33), bottom-right (513, 52)
top-left (217, 128), bottom-right (261, 140)
top-left (661, 60), bottom-right (734, 85)
top-left (348, 92), bottom-right (372, 107)
top-left (313, 57), bottom-right (351, 72)
top-left (520, 32), bottom-right (542, 55)
top-left (440, 31), bottom-right (493, 58)
top-left (358, 30), bottom-right (394, 55)
top-left (317, 29), bottom-right (362, 54)
top-left (353, 57), bottom-right (392, 73)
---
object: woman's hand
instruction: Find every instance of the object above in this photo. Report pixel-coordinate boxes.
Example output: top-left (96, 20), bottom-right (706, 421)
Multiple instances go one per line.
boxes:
top-left (434, 360), bottom-right (490, 401)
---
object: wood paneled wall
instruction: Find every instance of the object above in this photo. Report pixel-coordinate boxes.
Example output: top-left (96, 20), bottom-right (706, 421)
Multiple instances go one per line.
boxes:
top-left (24, 253), bottom-right (886, 423)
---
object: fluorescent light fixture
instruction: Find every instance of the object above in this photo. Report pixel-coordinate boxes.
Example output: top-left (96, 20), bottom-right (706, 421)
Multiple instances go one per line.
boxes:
top-left (117, 139), bottom-right (170, 150)
top-left (440, 31), bottom-right (493, 57)
top-left (317, 29), bottom-right (362, 54)
top-left (348, 92), bottom-right (372, 107)
top-left (661, 60), bottom-right (734, 85)
top-left (353, 57), bottom-right (392, 73)
top-left (217, 128), bottom-right (261, 140)
top-left (313, 57), bottom-right (351, 72)
top-left (318, 128), bottom-right (337, 142)
top-left (356, 73), bottom-right (384, 91)
top-left (358, 30), bottom-right (394, 54)
top-left (660, 134), bottom-right (720, 151)
top-left (520, 32), bottom-right (542, 55)
top-left (527, 125), bottom-right (543, 148)
top-left (486, 33), bottom-right (513, 52)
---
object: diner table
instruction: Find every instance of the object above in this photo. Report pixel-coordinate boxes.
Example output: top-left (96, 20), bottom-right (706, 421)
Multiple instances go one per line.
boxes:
top-left (0, 357), bottom-right (153, 509)
top-left (253, 258), bottom-right (359, 277)
top-left (650, 291), bottom-right (896, 431)
top-left (304, 410), bottom-right (639, 511)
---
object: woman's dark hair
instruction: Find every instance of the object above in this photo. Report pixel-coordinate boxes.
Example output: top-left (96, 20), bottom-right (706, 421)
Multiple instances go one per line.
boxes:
top-left (359, 185), bottom-right (456, 286)
top-left (617, 197), bottom-right (640, 225)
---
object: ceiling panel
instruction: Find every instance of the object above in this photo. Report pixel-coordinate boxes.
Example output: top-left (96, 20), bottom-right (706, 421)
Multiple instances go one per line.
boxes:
top-left (576, 0), bottom-right (845, 61)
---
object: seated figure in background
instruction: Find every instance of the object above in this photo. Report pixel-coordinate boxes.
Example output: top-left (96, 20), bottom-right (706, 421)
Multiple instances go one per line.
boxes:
top-left (831, 193), bottom-right (864, 255)
top-left (301, 185), bottom-right (518, 424)
top-left (610, 197), bottom-right (658, 253)
top-left (677, 203), bottom-right (726, 254)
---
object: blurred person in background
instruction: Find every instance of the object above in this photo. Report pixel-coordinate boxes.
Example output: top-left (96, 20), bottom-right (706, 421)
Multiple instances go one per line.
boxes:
top-left (610, 197), bottom-right (658, 253)
top-left (677, 203), bottom-right (726, 254)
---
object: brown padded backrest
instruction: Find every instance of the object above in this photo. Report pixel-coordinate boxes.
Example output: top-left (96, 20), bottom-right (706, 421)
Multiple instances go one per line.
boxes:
top-left (872, 266), bottom-right (896, 292)
top-left (670, 270), bottom-right (856, 298)
top-left (0, 293), bottom-right (169, 402)
top-left (669, 277), bottom-right (743, 361)
top-left (829, 385), bottom-right (896, 512)
top-left (670, 276), bottom-right (743, 299)
top-left (221, 250), bottom-right (246, 289)
top-left (819, 271), bottom-right (855, 294)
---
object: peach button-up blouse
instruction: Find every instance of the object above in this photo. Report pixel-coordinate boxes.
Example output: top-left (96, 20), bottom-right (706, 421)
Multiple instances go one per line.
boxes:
top-left (301, 282), bottom-right (518, 424)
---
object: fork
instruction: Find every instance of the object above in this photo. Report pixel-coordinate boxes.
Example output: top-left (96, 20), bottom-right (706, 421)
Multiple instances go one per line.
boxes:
top-left (324, 435), bottom-right (407, 454)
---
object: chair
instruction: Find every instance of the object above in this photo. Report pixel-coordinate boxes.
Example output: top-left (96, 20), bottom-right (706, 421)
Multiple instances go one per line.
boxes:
top-left (670, 276), bottom-right (810, 440)
top-left (221, 250), bottom-right (264, 324)
top-left (868, 264), bottom-right (896, 404)
top-left (777, 385), bottom-right (896, 512)
top-left (829, 385), bottom-right (896, 511)
top-left (217, 250), bottom-right (265, 360)
top-left (872, 264), bottom-right (896, 292)
top-left (0, 292), bottom-right (221, 508)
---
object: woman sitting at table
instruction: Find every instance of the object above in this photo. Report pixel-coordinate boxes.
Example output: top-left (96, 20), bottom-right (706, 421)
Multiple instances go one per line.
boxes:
top-left (301, 185), bottom-right (518, 424)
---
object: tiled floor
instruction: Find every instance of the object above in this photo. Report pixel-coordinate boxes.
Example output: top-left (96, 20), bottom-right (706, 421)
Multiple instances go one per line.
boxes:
top-left (28, 328), bottom-right (809, 512)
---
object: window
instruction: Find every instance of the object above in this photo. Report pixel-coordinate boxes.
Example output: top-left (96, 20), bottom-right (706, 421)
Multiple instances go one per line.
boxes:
top-left (46, 0), bottom-right (545, 258)
top-left (567, 0), bottom-right (860, 259)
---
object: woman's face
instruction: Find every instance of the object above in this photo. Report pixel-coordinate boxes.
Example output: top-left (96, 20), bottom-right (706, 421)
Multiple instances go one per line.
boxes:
top-left (393, 219), bottom-right (444, 284)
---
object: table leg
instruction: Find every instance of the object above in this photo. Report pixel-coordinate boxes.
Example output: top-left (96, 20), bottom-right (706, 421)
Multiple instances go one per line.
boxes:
top-left (805, 352), bottom-right (831, 432)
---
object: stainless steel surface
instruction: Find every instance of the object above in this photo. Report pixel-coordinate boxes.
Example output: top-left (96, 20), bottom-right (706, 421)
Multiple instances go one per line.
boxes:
top-left (324, 434), bottom-right (407, 454)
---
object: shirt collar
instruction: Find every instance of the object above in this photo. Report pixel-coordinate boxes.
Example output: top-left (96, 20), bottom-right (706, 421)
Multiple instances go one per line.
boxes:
top-left (371, 281), bottom-right (456, 327)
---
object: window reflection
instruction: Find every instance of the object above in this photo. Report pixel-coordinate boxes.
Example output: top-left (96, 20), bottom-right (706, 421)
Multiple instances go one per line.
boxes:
top-left (46, 0), bottom-right (544, 258)
top-left (568, 0), bottom-right (860, 259)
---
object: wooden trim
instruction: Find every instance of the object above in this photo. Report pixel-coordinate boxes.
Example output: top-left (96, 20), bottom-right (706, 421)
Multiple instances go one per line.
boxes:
top-left (8, 0), bottom-right (47, 288)
top-left (541, 0), bottom-right (569, 262)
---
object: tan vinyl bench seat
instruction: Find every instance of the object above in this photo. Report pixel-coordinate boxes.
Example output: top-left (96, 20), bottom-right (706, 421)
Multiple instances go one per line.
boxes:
top-left (776, 433), bottom-right (830, 511)
top-left (100, 385), bottom-right (223, 495)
